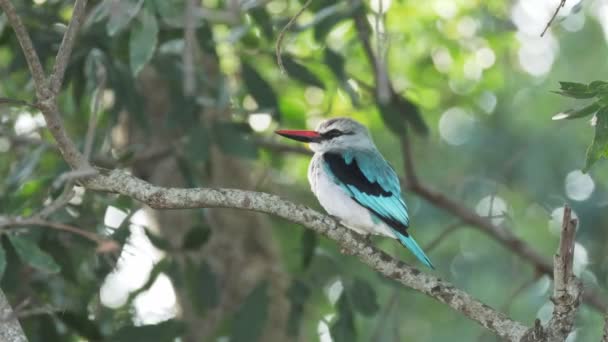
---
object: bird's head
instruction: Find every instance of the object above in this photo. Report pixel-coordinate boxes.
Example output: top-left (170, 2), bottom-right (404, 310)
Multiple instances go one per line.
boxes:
top-left (275, 117), bottom-right (374, 153)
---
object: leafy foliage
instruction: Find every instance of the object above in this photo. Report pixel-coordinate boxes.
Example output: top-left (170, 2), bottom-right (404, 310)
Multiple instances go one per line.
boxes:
top-left (554, 81), bottom-right (608, 170)
top-left (0, 0), bottom-right (608, 341)
top-left (230, 282), bottom-right (269, 342)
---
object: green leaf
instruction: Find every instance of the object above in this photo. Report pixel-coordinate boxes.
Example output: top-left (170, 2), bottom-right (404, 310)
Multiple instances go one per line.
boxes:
top-left (182, 224), bottom-right (211, 250)
top-left (151, 0), bottom-right (187, 27)
top-left (324, 48), bottom-right (346, 79)
top-left (584, 107), bottom-right (608, 172)
top-left (186, 260), bottom-right (220, 314)
top-left (213, 122), bottom-right (258, 159)
top-left (128, 259), bottom-right (171, 302)
top-left (6, 145), bottom-right (46, 187)
top-left (144, 228), bottom-right (172, 251)
top-left (324, 49), bottom-right (360, 107)
top-left (111, 319), bottom-right (185, 342)
top-left (59, 312), bottom-right (103, 340)
top-left (0, 242), bottom-right (6, 282)
top-left (85, 1), bottom-right (110, 27)
top-left (8, 235), bottom-right (60, 274)
top-left (392, 94), bottom-right (429, 135)
top-left (552, 102), bottom-right (601, 120)
top-left (286, 279), bottom-right (311, 336)
top-left (347, 278), bottom-right (379, 316)
top-left (301, 230), bottom-right (317, 270)
top-left (281, 54), bottom-right (325, 89)
top-left (108, 62), bottom-right (147, 128)
top-left (129, 8), bottom-right (159, 76)
top-left (106, 0), bottom-right (144, 36)
top-left (230, 282), bottom-right (269, 342)
top-left (554, 81), bottom-right (598, 99)
top-left (378, 92), bottom-right (428, 136)
top-left (249, 7), bottom-right (273, 40)
top-left (241, 62), bottom-right (281, 120)
top-left (185, 124), bottom-right (210, 163)
top-left (330, 293), bottom-right (356, 342)
top-left (312, 3), bottom-right (356, 42)
top-left (589, 80), bottom-right (608, 95)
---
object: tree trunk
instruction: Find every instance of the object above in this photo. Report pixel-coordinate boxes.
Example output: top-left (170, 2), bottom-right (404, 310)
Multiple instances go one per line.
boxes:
top-left (115, 68), bottom-right (291, 341)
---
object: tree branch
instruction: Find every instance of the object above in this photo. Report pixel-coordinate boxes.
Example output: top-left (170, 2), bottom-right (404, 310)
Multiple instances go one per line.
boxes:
top-left (0, 1), bottom-right (594, 340)
top-left (545, 205), bottom-right (582, 341)
top-left (48, 0), bottom-right (87, 95)
top-left (0, 0), bottom-right (90, 169)
top-left (84, 168), bottom-right (529, 341)
top-left (540, 0), bottom-right (566, 37)
top-left (0, 216), bottom-right (117, 253)
top-left (399, 135), bottom-right (607, 313)
top-left (0, 0), bottom-right (48, 99)
top-left (0, 289), bottom-right (27, 342)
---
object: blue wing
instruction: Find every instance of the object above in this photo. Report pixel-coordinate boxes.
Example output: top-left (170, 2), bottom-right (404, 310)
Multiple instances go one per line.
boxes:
top-left (323, 150), bottom-right (409, 232)
top-left (323, 150), bottom-right (434, 269)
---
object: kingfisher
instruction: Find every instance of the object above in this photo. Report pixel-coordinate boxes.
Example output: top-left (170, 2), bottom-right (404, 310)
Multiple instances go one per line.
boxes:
top-left (276, 117), bottom-right (434, 268)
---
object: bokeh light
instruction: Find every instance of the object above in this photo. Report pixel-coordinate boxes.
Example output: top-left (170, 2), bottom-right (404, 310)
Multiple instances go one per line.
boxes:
top-left (438, 107), bottom-right (476, 145)
top-left (565, 170), bottom-right (595, 201)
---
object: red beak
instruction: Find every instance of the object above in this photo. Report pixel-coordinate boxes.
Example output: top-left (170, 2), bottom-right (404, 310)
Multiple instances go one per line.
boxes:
top-left (275, 129), bottom-right (322, 143)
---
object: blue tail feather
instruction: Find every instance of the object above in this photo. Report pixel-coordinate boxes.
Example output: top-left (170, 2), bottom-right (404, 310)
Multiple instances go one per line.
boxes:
top-left (395, 232), bottom-right (434, 269)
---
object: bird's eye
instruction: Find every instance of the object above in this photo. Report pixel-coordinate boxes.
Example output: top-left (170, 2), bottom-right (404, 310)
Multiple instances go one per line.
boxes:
top-left (323, 129), bottom-right (342, 139)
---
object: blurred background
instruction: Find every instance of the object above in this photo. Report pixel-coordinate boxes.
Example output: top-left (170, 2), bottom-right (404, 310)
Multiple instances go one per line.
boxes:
top-left (0, 0), bottom-right (607, 341)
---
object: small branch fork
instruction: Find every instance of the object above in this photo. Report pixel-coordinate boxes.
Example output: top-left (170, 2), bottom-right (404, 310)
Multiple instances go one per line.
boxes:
top-left (399, 133), bottom-right (606, 312)
top-left (546, 205), bottom-right (582, 340)
top-left (520, 205), bottom-right (582, 341)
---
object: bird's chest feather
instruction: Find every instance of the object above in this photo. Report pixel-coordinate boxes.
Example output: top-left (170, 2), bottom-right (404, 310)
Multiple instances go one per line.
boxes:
top-left (308, 154), bottom-right (378, 234)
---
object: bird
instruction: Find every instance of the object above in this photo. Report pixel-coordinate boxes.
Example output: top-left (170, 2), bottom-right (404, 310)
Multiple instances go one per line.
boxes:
top-left (275, 117), bottom-right (434, 268)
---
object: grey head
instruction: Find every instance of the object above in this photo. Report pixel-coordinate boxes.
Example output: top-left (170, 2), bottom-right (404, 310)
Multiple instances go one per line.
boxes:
top-left (309, 117), bottom-right (375, 153)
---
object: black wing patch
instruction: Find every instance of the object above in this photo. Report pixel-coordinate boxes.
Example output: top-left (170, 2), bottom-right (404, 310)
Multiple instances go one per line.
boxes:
top-left (364, 207), bottom-right (409, 236)
top-left (323, 152), bottom-right (391, 197)
top-left (323, 152), bottom-right (409, 236)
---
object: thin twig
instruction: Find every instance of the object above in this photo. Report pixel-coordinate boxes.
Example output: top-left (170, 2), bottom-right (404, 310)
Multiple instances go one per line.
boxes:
top-left (0, 0), bottom-right (89, 169)
top-left (424, 221), bottom-right (462, 252)
top-left (0, 97), bottom-right (39, 109)
top-left (37, 167), bottom-right (99, 219)
top-left (399, 131), bottom-right (607, 313)
top-left (83, 63), bottom-right (106, 160)
top-left (48, 0), bottom-right (88, 95)
top-left (51, 168), bottom-right (98, 189)
top-left (1, 298), bottom-right (62, 323)
top-left (0, 217), bottom-right (118, 252)
top-left (183, 0), bottom-right (197, 96)
top-left (275, 0), bottom-right (312, 74)
top-left (540, 0), bottom-right (566, 37)
top-left (36, 182), bottom-right (75, 219)
top-left (0, 0), bottom-right (49, 99)
top-left (373, 0), bottom-right (390, 103)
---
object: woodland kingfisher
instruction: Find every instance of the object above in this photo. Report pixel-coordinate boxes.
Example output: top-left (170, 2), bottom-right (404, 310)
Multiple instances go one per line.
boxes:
top-left (276, 117), bottom-right (434, 268)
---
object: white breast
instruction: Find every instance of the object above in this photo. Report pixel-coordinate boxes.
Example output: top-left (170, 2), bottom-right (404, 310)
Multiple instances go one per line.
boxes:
top-left (308, 154), bottom-right (395, 238)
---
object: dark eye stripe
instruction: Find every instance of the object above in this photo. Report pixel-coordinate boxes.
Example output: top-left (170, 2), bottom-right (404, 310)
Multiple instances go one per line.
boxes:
top-left (322, 129), bottom-right (342, 139)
